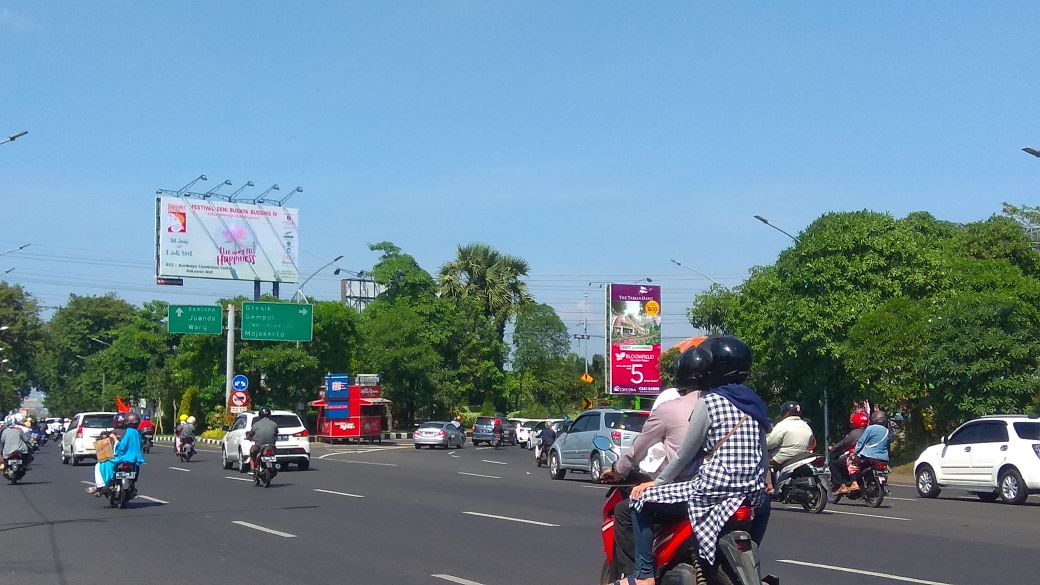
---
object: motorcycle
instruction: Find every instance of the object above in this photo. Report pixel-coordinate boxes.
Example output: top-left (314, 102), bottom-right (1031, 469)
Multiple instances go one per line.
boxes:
top-left (141, 432), bottom-right (154, 454)
top-left (770, 452), bottom-right (829, 514)
top-left (253, 444), bottom-right (278, 488)
top-left (3, 452), bottom-right (27, 485)
top-left (593, 438), bottom-right (779, 585)
top-left (832, 457), bottom-right (889, 508)
top-left (493, 430), bottom-right (504, 450)
top-left (176, 436), bottom-right (195, 462)
top-left (28, 435), bottom-right (40, 452)
top-left (535, 442), bottom-right (551, 467)
top-left (105, 462), bottom-right (139, 509)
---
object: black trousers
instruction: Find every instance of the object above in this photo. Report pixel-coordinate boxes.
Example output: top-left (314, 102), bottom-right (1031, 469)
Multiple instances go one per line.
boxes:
top-left (830, 453), bottom-right (850, 486)
top-left (613, 498), bottom-right (636, 578)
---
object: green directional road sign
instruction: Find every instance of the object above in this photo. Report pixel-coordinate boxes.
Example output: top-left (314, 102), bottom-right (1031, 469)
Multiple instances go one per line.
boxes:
top-left (241, 302), bottom-right (314, 342)
top-left (167, 305), bottom-right (223, 335)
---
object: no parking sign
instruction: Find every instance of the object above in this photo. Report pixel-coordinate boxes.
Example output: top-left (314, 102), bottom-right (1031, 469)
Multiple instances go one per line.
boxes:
top-left (229, 390), bottom-right (250, 414)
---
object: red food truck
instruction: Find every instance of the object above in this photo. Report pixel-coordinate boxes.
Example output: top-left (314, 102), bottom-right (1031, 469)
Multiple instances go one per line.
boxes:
top-left (310, 374), bottom-right (390, 444)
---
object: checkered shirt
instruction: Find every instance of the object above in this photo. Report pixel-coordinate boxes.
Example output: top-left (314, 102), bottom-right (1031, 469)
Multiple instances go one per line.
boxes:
top-left (633, 392), bottom-right (766, 564)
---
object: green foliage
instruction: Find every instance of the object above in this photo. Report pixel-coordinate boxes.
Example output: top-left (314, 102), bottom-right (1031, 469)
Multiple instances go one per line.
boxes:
top-left (0, 282), bottom-right (45, 414)
top-left (518, 403), bottom-right (550, 419)
top-left (686, 284), bottom-right (736, 336)
top-left (200, 429), bottom-right (226, 440)
top-left (178, 387), bottom-right (201, 422)
top-left (206, 405), bottom-right (227, 432)
top-left (438, 242), bottom-right (533, 342)
top-left (479, 399), bottom-right (496, 416)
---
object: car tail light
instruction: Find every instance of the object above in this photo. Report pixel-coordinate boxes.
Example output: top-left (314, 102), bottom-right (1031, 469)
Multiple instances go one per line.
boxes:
top-left (494, 419), bottom-right (501, 426)
top-left (611, 431), bottom-right (622, 445)
top-left (76, 427), bottom-right (83, 439)
top-left (293, 430), bottom-right (309, 438)
top-left (439, 430), bottom-right (446, 437)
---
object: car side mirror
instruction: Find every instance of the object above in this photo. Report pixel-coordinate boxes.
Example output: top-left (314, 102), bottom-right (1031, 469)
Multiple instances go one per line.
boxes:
top-left (940, 435), bottom-right (947, 444)
top-left (222, 426), bottom-right (230, 432)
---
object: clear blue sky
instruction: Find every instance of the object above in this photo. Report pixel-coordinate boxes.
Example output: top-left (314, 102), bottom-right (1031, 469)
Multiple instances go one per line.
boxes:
top-left (2, 3), bottom-right (1038, 347)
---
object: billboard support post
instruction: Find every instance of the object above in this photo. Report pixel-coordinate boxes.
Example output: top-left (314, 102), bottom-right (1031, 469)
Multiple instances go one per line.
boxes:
top-left (253, 280), bottom-right (261, 301)
top-left (225, 304), bottom-right (236, 405)
top-left (272, 281), bottom-right (279, 299)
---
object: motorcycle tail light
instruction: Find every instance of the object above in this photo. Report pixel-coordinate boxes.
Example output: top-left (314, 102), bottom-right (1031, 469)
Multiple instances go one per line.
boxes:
top-left (494, 419), bottom-right (501, 427)
top-left (813, 456), bottom-right (825, 466)
top-left (8, 452), bottom-right (20, 460)
top-left (875, 462), bottom-right (889, 471)
top-left (611, 431), bottom-right (622, 445)
top-left (263, 447), bottom-right (275, 457)
top-left (732, 506), bottom-right (755, 524)
top-left (117, 463), bottom-right (132, 471)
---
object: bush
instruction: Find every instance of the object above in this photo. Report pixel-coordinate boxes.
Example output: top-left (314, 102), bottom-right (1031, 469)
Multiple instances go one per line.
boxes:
top-left (518, 404), bottom-right (550, 419)
top-left (206, 406), bottom-right (227, 432)
top-left (178, 387), bottom-right (202, 424)
top-left (479, 399), bottom-right (496, 416)
top-left (200, 429), bottom-right (226, 440)
top-left (459, 412), bottom-right (479, 429)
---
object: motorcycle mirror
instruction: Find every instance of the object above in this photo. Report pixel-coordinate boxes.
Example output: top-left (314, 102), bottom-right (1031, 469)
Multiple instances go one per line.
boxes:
top-left (592, 436), bottom-right (612, 451)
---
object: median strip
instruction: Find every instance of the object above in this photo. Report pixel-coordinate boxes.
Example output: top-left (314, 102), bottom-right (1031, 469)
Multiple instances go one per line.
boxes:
top-left (777, 560), bottom-right (950, 584)
top-left (231, 520), bottom-right (296, 538)
top-left (463, 512), bottom-right (559, 527)
top-left (314, 488), bottom-right (364, 498)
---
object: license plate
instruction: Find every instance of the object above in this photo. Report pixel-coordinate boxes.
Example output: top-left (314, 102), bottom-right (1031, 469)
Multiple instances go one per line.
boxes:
top-left (261, 456), bottom-right (278, 463)
top-left (277, 435), bottom-right (288, 441)
top-left (115, 472), bottom-right (137, 480)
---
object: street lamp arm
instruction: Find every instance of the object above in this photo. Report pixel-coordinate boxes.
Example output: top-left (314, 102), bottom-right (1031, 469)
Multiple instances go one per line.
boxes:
top-left (0, 243), bottom-right (30, 257)
top-left (0, 130), bottom-right (28, 146)
top-left (669, 259), bottom-right (724, 287)
top-left (752, 215), bottom-right (799, 243)
top-left (292, 255), bottom-right (345, 302)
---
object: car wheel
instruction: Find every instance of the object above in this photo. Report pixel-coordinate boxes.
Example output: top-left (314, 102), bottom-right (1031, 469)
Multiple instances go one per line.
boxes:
top-left (999, 467), bottom-right (1027, 505)
top-left (61, 447), bottom-right (69, 465)
top-left (298, 459), bottom-right (309, 471)
top-left (414, 444), bottom-right (422, 449)
top-left (222, 447), bottom-right (232, 470)
top-left (238, 449), bottom-right (250, 473)
top-left (915, 464), bottom-right (941, 498)
top-left (549, 451), bottom-right (566, 480)
top-left (976, 491), bottom-right (999, 503)
top-left (590, 454), bottom-right (603, 483)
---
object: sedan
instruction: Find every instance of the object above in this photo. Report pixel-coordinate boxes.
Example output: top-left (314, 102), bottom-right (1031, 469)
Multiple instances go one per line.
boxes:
top-left (413, 421), bottom-right (465, 449)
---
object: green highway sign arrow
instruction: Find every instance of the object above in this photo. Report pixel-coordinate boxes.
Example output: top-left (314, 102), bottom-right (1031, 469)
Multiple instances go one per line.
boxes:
top-left (167, 305), bottom-right (223, 335)
top-left (241, 302), bottom-right (314, 342)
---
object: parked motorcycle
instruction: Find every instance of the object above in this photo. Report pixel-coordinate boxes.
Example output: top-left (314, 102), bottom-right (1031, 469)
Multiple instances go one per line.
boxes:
top-left (176, 436), bottom-right (195, 462)
top-left (770, 452), bottom-right (829, 514)
top-left (106, 462), bottom-right (140, 509)
top-left (3, 452), bottom-right (27, 485)
top-left (593, 438), bottom-right (779, 585)
top-left (832, 458), bottom-right (889, 508)
top-left (253, 444), bottom-right (278, 488)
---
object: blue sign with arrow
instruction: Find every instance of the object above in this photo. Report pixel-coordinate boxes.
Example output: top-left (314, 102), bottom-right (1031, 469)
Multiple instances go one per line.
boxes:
top-left (232, 375), bottom-right (249, 392)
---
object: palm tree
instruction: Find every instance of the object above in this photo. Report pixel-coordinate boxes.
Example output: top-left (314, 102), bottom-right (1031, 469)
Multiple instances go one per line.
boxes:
top-left (438, 243), bottom-right (533, 341)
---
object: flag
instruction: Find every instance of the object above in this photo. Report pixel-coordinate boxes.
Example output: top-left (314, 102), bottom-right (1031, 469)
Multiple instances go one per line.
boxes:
top-left (115, 396), bottom-right (130, 413)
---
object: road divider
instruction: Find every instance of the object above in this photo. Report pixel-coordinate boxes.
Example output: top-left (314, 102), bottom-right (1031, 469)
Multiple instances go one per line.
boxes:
top-left (776, 560), bottom-right (951, 584)
top-left (463, 511), bottom-right (559, 527)
top-left (458, 472), bottom-right (501, 479)
top-left (314, 488), bottom-right (364, 498)
top-left (231, 520), bottom-right (297, 538)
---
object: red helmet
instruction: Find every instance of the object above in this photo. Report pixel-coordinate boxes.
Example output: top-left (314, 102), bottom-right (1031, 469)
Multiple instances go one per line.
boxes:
top-left (850, 412), bottom-right (869, 429)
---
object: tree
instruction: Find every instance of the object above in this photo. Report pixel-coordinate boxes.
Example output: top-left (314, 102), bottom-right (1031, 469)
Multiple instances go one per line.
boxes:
top-left (511, 303), bottom-right (573, 411)
top-left (0, 282), bottom-right (45, 413)
top-left (438, 243), bottom-right (533, 342)
top-left (686, 284), bottom-right (736, 335)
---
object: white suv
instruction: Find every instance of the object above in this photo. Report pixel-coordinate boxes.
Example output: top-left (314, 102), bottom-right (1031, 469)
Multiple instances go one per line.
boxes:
top-left (914, 415), bottom-right (1040, 504)
top-left (61, 412), bottom-right (117, 466)
top-left (220, 410), bottom-right (311, 472)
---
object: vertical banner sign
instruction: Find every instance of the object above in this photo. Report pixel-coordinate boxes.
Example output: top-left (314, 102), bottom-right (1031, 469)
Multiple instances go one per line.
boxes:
top-left (606, 284), bottom-right (662, 395)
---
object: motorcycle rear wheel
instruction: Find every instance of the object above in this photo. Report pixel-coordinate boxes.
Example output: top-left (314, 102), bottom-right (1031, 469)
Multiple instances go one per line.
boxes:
top-left (861, 475), bottom-right (885, 508)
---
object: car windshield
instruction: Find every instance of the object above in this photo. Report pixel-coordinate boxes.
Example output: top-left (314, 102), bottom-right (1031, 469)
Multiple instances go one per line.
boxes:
top-left (522, 421), bottom-right (539, 429)
top-left (81, 415), bottom-right (114, 429)
top-left (271, 415), bottom-right (303, 429)
top-left (605, 412), bottom-right (650, 432)
top-left (1013, 422), bottom-right (1040, 440)
top-left (476, 418), bottom-right (499, 425)
top-left (419, 422), bottom-right (444, 429)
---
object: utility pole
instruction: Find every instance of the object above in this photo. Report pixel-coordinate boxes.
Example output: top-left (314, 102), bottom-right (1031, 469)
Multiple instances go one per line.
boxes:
top-left (225, 304), bottom-right (236, 405)
top-left (573, 292), bottom-right (591, 374)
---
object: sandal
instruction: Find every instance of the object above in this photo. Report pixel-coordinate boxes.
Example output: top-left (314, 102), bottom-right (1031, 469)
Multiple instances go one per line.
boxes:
top-left (85, 486), bottom-right (98, 495)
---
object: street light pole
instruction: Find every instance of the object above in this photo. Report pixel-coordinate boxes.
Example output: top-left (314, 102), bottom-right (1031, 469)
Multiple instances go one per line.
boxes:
top-left (753, 215), bottom-right (799, 243)
top-left (292, 255), bottom-right (344, 303)
top-left (1023, 147), bottom-right (1040, 158)
top-left (670, 258), bottom-right (724, 287)
top-left (0, 131), bottom-right (28, 146)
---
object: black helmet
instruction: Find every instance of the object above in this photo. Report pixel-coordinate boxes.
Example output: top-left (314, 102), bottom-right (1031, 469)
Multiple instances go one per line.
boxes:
top-left (701, 336), bottom-right (752, 389)
top-left (780, 401), bottom-right (801, 418)
top-left (870, 410), bottom-right (888, 426)
top-left (112, 413), bottom-right (128, 429)
top-left (124, 412), bottom-right (140, 428)
top-left (673, 345), bottom-right (710, 392)
top-left (258, 407), bottom-right (272, 419)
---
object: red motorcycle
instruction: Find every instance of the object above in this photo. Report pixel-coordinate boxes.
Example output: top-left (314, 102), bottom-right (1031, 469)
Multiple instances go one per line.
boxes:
top-left (594, 438), bottom-right (779, 585)
top-left (833, 457), bottom-right (889, 508)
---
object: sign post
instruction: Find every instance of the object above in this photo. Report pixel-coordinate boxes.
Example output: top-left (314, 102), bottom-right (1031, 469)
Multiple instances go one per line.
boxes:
top-left (241, 302), bottom-right (314, 342)
top-left (167, 305), bottom-right (223, 335)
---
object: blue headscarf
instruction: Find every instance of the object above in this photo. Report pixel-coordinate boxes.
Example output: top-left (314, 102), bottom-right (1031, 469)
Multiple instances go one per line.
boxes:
top-left (713, 384), bottom-right (772, 432)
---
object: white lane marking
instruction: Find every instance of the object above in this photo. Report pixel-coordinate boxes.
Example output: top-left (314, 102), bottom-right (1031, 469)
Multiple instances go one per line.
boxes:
top-left (432, 575), bottom-right (487, 585)
top-left (583, 485), bottom-right (610, 489)
top-left (827, 509), bottom-right (910, 521)
top-left (225, 476), bottom-right (253, 482)
top-left (314, 488), bottom-right (364, 498)
top-left (333, 459), bottom-right (398, 467)
top-left (463, 512), bottom-right (559, 527)
top-left (481, 459), bottom-right (508, 465)
top-left (80, 481), bottom-right (94, 485)
top-left (777, 560), bottom-right (951, 585)
top-left (169, 466), bottom-right (191, 472)
top-left (231, 520), bottom-right (296, 538)
top-left (458, 472), bottom-right (501, 479)
top-left (887, 496), bottom-right (915, 501)
top-left (137, 495), bottom-right (169, 504)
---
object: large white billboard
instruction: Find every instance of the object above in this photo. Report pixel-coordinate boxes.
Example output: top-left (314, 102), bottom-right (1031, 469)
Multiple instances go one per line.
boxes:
top-left (155, 196), bottom-right (299, 283)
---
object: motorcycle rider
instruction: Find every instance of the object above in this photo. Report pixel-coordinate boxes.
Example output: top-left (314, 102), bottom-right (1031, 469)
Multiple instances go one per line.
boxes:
top-left (86, 413), bottom-right (145, 495)
top-left (621, 336), bottom-right (773, 585)
top-left (138, 415), bottom-right (155, 451)
top-left (174, 414), bottom-right (189, 454)
top-left (492, 419), bottom-right (505, 447)
top-left (247, 407), bottom-right (279, 471)
top-left (853, 410), bottom-right (891, 468)
top-left (766, 401), bottom-right (815, 469)
top-left (534, 422), bottom-right (558, 463)
top-left (175, 415), bottom-right (197, 457)
top-left (598, 341), bottom-right (705, 579)
top-left (1, 415), bottom-right (30, 470)
top-left (830, 412), bottom-right (869, 495)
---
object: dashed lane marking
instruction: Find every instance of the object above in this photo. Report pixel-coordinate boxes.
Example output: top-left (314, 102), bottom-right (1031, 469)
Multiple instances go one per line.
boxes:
top-left (169, 466), bottom-right (191, 472)
top-left (777, 560), bottom-right (951, 584)
top-left (231, 521), bottom-right (296, 538)
top-left (825, 509), bottom-right (910, 521)
top-left (458, 472), bottom-right (501, 479)
top-left (314, 488), bottom-right (364, 498)
top-left (225, 476), bottom-right (253, 482)
top-left (481, 459), bottom-right (508, 465)
top-left (462, 512), bottom-right (559, 527)
top-left (137, 495), bottom-right (169, 504)
top-left (327, 459), bottom-right (398, 467)
top-left (432, 575), bottom-right (487, 585)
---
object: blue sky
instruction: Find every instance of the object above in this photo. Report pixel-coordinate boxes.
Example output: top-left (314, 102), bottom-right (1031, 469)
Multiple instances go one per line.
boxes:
top-left (2, 2), bottom-right (1039, 348)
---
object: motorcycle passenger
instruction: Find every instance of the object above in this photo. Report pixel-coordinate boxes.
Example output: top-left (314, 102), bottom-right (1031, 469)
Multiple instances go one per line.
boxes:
top-left (1, 416), bottom-right (30, 469)
top-left (853, 410), bottom-right (891, 469)
top-left (598, 342), bottom-right (705, 579)
top-left (620, 336), bottom-right (773, 585)
top-left (174, 414), bottom-right (189, 454)
top-left (138, 415), bottom-right (155, 437)
top-left (86, 413), bottom-right (145, 495)
top-left (247, 407), bottom-right (278, 471)
top-left (766, 401), bottom-right (815, 469)
top-left (830, 413), bottom-right (868, 495)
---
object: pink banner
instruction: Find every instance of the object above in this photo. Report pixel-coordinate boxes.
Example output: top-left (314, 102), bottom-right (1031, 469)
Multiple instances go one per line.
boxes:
top-left (607, 284), bottom-right (662, 395)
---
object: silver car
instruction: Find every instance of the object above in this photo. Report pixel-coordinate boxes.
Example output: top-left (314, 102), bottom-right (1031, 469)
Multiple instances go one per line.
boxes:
top-left (548, 409), bottom-right (649, 482)
top-left (413, 421), bottom-right (465, 449)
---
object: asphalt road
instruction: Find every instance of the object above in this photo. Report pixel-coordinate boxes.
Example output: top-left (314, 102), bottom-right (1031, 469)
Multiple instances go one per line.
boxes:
top-left (1, 440), bottom-right (1036, 585)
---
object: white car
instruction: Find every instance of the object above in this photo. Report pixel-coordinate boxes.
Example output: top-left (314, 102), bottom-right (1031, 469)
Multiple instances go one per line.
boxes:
top-left (914, 415), bottom-right (1040, 504)
top-left (61, 412), bottom-right (117, 466)
top-left (516, 420), bottom-right (539, 448)
top-left (221, 410), bottom-right (311, 472)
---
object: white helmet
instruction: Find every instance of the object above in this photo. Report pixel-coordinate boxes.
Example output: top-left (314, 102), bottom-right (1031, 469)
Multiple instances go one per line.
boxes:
top-left (187, 416), bottom-right (196, 424)
top-left (13, 413), bottom-right (25, 425)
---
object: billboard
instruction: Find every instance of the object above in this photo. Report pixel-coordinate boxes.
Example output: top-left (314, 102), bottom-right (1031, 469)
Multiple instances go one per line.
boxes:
top-left (155, 196), bottom-right (299, 283)
top-left (606, 284), bottom-right (662, 395)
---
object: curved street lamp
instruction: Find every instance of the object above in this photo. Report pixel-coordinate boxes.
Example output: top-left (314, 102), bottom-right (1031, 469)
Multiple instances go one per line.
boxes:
top-left (0, 131), bottom-right (28, 146)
